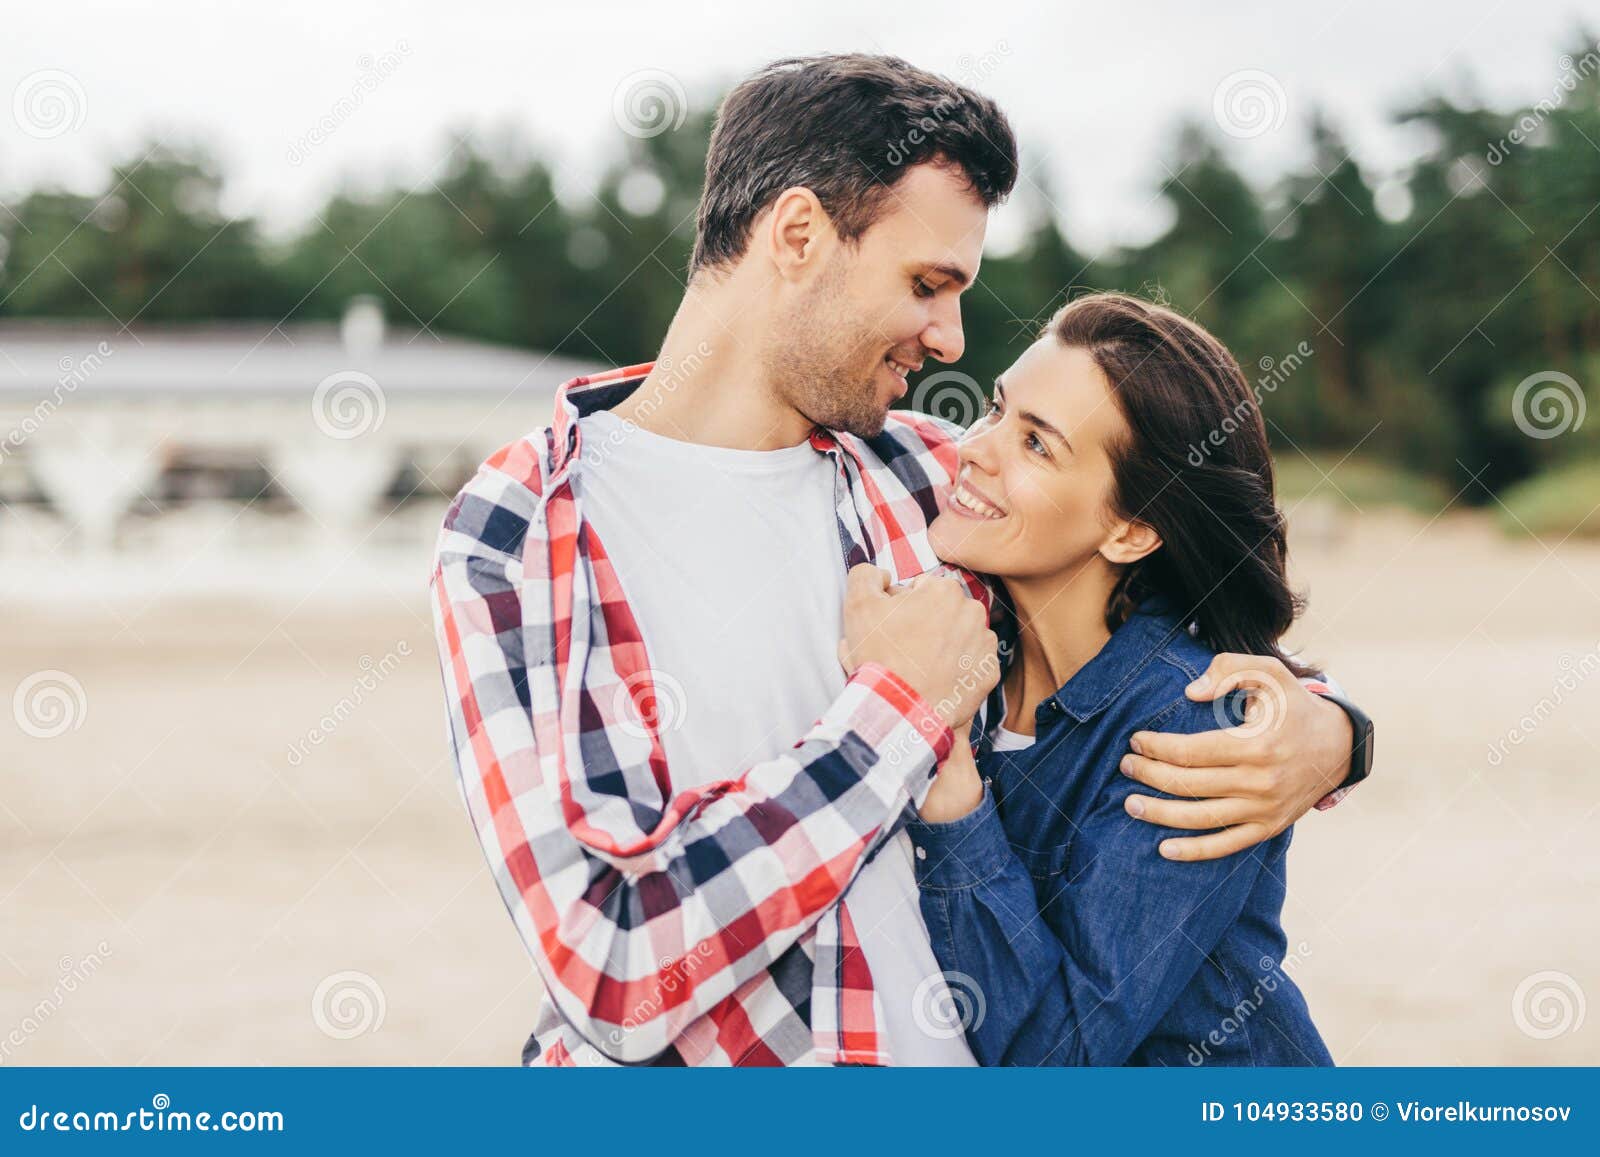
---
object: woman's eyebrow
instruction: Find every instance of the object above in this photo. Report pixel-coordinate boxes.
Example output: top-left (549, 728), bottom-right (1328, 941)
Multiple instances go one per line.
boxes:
top-left (1022, 410), bottom-right (1072, 452)
top-left (994, 377), bottom-right (1072, 452)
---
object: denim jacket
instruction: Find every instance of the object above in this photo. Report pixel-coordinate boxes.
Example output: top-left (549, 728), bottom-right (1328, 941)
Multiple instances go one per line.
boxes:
top-left (906, 601), bottom-right (1333, 1066)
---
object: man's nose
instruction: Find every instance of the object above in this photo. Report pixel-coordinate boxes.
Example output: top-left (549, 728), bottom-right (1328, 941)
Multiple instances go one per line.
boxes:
top-left (922, 297), bottom-right (966, 364)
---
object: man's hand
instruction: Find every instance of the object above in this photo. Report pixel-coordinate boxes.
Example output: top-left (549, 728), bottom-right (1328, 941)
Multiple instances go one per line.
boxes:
top-left (839, 564), bottom-right (999, 728)
top-left (1119, 653), bottom-right (1355, 862)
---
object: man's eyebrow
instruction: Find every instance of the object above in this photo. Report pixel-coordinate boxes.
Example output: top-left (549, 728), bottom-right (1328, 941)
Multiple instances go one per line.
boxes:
top-left (920, 262), bottom-right (972, 288)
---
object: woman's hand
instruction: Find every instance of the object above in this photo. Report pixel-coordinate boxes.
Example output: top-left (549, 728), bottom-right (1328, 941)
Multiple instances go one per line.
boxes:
top-left (919, 734), bottom-right (985, 823)
top-left (837, 565), bottom-right (1000, 728)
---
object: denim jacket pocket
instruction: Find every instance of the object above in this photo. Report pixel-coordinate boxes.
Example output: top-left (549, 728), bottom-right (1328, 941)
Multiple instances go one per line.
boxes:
top-left (1008, 839), bottom-right (1072, 881)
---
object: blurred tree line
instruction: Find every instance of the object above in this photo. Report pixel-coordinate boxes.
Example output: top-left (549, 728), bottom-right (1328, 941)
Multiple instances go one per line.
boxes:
top-left (2, 35), bottom-right (1596, 509)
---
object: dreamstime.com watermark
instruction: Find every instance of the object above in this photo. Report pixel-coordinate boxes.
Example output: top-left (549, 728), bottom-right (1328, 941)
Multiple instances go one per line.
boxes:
top-left (910, 370), bottom-right (986, 428)
top-left (1486, 642), bottom-right (1600, 767)
top-left (311, 970), bottom-right (387, 1040)
top-left (612, 69), bottom-right (688, 139)
top-left (1187, 341), bottom-right (1314, 466)
top-left (0, 342), bottom-right (114, 465)
top-left (1511, 970), bottom-right (1586, 1040)
top-left (883, 645), bottom-right (1005, 769)
top-left (611, 668), bottom-right (690, 741)
top-left (1510, 370), bottom-right (1586, 440)
top-left (1186, 940), bottom-right (1313, 1065)
top-left (0, 942), bottom-right (112, 1065)
top-left (12, 669), bottom-right (88, 739)
top-left (312, 369), bottom-right (387, 439)
top-left (12, 68), bottom-right (86, 139)
top-left (285, 643), bottom-right (411, 766)
top-left (885, 43), bottom-right (1012, 167)
top-left (911, 969), bottom-right (987, 1039)
top-left (286, 42), bottom-right (411, 166)
top-left (1487, 42), bottom-right (1600, 165)
top-left (581, 343), bottom-right (713, 468)
top-left (607, 942), bottom-right (717, 1046)
top-left (17, 1094), bottom-right (283, 1134)
top-left (1212, 69), bottom-right (1287, 140)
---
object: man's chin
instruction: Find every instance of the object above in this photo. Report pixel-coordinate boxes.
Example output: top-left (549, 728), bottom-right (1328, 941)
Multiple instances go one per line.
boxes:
top-left (858, 410), bottom-right (891, 438)
top-left (823, 401), bottom-right (892, 439)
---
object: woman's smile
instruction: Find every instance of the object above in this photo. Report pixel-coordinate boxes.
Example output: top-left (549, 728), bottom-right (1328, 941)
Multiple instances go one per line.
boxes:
top-left (947, 470), bottom-right (1008, 520)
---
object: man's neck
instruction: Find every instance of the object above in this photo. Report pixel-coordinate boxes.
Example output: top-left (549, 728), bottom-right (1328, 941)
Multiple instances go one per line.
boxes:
top-left (611, 277), bottom-right (813, 451)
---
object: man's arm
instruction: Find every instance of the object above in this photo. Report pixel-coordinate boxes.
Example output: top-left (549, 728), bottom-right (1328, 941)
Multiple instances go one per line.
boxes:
top-left (431, 460), bottom-right (994, 1062)
top-left (1119, 654), bottom-right (1372, 861)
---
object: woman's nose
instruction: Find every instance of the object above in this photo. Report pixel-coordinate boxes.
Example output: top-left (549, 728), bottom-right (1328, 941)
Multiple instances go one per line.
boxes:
top-left (958, 418), bottom-right (1001, 474)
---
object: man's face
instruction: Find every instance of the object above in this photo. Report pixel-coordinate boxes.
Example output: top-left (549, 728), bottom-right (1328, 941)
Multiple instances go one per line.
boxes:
top-left (763, 161), bottom-right (989, 437)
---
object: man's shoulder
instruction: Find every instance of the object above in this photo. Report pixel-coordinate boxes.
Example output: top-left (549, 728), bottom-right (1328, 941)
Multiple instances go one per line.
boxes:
top-left (435, 427), bottom-right (554, 561)
top-left (877, 408), bottom-right (965, 452)
top-left (838, 410), bottom-right (965, 489)
top-left (477, 427), bottom-right (553, 494)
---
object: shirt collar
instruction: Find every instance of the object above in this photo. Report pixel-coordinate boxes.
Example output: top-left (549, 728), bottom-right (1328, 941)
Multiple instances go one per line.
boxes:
top-left (1048, 597), bottom-right (1190, 722)
top-left (551, 362), bottom-right (864, 478)
top-left (550, 362), bottom-right (655, 476)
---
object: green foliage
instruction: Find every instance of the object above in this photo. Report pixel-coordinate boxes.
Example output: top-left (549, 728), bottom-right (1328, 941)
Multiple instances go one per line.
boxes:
top-left (1497, 461), bottom-right (1600, 539)
top-left (1272, 454), bottom-right (1455, 516)
top-left (3, 35), bottom-right (1597, 505)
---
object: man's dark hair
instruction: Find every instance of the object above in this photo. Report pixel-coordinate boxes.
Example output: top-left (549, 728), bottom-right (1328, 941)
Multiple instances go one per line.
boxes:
top-left (689, 53), bottom-right (1019, 277)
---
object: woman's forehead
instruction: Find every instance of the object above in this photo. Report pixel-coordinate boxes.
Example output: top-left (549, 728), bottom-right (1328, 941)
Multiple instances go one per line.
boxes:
top-left (1006, 341), bottom-right (1124, 441)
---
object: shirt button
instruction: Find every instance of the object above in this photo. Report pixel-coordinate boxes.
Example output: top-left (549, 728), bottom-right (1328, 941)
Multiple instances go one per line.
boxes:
top-left (914, 846), bottom-right (927, 861)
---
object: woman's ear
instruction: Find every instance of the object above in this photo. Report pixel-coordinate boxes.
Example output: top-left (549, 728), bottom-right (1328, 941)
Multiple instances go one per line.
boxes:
top-left (1099, 518), bottom-right (1162, 566)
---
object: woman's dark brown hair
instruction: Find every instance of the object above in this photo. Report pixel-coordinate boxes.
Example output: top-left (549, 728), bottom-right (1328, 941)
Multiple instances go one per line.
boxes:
top-left (1048, 292), bottom-right (1312, 675)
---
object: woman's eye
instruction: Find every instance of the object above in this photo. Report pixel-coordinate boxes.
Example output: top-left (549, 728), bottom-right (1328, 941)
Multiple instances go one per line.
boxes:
top-left (913, 279), bottom-right (936, 299)
top-left (983, 397), bottom-right (1001, 419)
top-left (1026, 432), bottom-right (1049, 457)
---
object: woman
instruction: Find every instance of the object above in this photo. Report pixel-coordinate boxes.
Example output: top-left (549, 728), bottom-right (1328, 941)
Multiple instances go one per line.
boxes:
top-left (907, 291), bottom-right (1332, 1066)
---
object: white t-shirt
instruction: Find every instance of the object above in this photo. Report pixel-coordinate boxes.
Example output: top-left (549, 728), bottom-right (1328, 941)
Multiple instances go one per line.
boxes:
top-left (991, 726), bottom-right (1037, 752)
top-left (576, 409), bottom-right (975, 1066)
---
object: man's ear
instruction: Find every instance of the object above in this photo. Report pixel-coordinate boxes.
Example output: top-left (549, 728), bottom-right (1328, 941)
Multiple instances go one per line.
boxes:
top-left (1099, 518), bottom-right (1162, 566)
top-left (763, 186), bottom-right (831, 280)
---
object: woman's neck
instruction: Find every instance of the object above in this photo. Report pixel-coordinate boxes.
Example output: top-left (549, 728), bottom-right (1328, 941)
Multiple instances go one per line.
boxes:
top-left (1001, 559), bottom-right (1119, 736)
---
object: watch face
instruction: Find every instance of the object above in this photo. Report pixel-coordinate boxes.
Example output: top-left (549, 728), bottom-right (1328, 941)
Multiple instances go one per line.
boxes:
top-left (1325, 693), bottom-right (1373, 785)
top-left (1353, 722), bottom-right (1375, 780)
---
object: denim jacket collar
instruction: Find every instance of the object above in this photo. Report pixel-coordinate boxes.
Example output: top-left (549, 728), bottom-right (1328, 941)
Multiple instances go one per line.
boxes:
top-left (1047, 598), bottom-right (1192, 723)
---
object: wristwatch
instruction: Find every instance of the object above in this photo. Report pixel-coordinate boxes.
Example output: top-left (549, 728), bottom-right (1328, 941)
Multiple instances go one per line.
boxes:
top-left (1318, 692), bottom-right (1375, 790)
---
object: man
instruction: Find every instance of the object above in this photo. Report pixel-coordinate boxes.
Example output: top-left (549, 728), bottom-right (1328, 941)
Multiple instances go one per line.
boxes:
top-left (429, 54), bottom-right (1371, 1066)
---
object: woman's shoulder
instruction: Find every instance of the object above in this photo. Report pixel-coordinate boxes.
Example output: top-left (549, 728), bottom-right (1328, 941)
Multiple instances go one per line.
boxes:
top-left (1102, 612), bottom-right (1242, 737)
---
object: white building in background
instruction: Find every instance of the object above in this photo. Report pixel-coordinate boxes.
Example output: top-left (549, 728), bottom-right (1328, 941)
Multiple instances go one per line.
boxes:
top-left (0, 300), bottom-right (599, 600)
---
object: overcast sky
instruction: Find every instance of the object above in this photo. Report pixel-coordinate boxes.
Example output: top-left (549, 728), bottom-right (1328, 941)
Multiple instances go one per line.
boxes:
top-left (4, 0), bottom-right (1597, 254)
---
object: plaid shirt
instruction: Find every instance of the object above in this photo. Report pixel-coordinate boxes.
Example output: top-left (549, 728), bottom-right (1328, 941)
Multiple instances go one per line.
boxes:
top-left (430, 362), bottom-right (990, 1067)
top-left (429, 361), bottom-right (1357, 1067)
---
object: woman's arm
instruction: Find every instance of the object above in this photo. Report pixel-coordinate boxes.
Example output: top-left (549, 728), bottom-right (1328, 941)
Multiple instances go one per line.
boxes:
top-left (908, 710), bottom-right (1282, 1065)
top-left (918, 734), bottom-right (985, 823)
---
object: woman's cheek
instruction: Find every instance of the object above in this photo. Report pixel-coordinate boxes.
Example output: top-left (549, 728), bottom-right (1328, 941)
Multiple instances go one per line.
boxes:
top-left (1016, 480), bottom-right (1092, 555)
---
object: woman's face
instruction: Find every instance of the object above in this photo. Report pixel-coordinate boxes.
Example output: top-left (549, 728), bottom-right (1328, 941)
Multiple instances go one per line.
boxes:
top-left (929, 338), bottom-right (1140, 581)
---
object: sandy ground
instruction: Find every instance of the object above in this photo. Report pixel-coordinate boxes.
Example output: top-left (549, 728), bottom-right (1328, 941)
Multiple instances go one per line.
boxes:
top-left (2, 501), bottom-right (1597, 1066)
